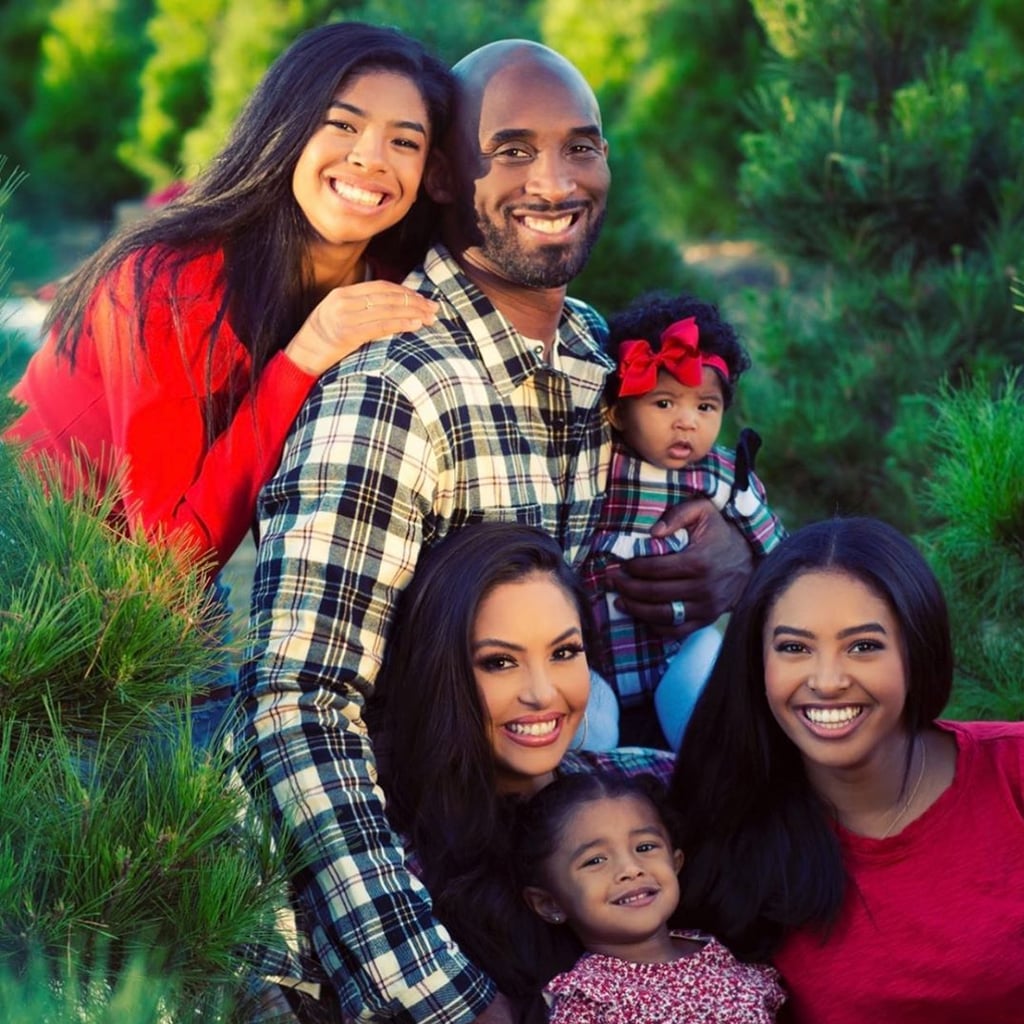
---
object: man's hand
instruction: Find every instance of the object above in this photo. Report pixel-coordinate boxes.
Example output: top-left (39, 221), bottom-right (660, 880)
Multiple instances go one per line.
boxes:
top-left (473, 993), bottom-right (518, 1024)
top-left (609, 498), bottom-right (753, 638)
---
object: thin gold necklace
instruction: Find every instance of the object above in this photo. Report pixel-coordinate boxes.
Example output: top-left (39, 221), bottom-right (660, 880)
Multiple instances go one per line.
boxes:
top-left (879, 737), bottom-right (927, 840)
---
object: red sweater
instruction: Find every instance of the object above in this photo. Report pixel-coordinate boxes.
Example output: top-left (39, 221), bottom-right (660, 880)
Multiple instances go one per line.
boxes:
top-left (6, 247), bottom-right (317, 572)
top-left (773, 720), bottom-right (1024, 1024)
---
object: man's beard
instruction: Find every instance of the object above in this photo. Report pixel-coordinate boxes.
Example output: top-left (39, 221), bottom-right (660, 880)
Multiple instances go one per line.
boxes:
top-left (473, 203), bottom-right (606, 288)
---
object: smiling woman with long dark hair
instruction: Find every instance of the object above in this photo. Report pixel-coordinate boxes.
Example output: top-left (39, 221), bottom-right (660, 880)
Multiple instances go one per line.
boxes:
top-left (5, 22), bottom-right (448, 575)
top-left (366, 522), bottom-right (674, 1018)
top-left (668, 516), bottom-right (1024, 1024)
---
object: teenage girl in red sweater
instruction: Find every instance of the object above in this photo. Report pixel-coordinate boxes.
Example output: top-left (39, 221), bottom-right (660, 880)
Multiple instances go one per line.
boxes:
top-left (6, 22), bottom-right (449, 575)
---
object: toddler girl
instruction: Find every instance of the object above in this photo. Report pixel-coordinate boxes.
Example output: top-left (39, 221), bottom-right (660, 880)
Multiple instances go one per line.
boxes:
top-left (518, 772), bottom-right (784, 1023)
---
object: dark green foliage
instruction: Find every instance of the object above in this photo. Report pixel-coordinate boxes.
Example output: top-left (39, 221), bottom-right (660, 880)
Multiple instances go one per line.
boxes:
top-left (571, 135), bottom-right (716, 315)
top-left (0, 953), bottom-right (193, 1023)
top-left (738, 244), bottom-right (1024, 527)
top-left (178, 0), bottom-right (341, 172)
top-left (752, 0), bottom-right (977, 100)
top-left (0, 173), bottom-right (289, 1011)
top-left (989, 0), bottom-right (1024, 52)
top-left (118, 0), bottom-right (229, 186)
top-left (736, 0), bottom-right (1024, 532)
top-left (346, 0), bottom-right (540, 64)
top-left (0, 0), bottom-right (60, 182)
top-left (917, 371), bottom-right (1024, 720)
top-left (0, 161), bottom-right (35, 395)
top-left (740, 53), bottom-right (1019, 271)
top-left (0, 445), bottom-right (226, 737)
top-left (606, 1), bottom-right (763, 239)
top-left (0, 162), bottom-right (22, 296)
top-left (0, 721), bottom-right (287, 1002)
top-left (0, 435), bottom-right (291, 1017)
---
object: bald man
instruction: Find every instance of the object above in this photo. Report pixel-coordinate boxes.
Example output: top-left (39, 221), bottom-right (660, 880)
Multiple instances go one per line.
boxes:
top-left (240, 40), bottom-right (750, 1023)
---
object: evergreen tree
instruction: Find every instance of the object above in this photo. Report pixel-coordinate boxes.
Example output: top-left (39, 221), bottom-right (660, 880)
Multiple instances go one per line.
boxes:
top-left (346, 0), bottom-right (538, 64)
top-left (570, 135), bottom-right (713, 315)
top-left (916, 364), bottom-right (1024, 720)
top-left (734, 0), bottom-right (1024, 529)
top-left (536, 0), bottom-right (721, 308)
top-left (0, 174), bottom-right (288, 1019)
top-left (0, 161), bottom-right (34, 398)
top-left (179, 0), bottom-right (339, 172)
top-left (0, 434), bottom-right (290, 1019)
top-left (542, 0), bottom-right (763, 239)
top-left (22, 0), bottom-right (152, 216)
top-left (0, 0), bottom-right (60, 193)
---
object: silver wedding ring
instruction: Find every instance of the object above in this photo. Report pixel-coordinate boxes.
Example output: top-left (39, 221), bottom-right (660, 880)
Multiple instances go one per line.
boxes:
top-left (670, 600), bottom-right (686, 627)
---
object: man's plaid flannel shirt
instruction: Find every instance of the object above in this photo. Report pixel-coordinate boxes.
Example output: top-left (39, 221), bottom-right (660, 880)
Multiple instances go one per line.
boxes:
top-left (237, 243), bottom-right (614, 1024)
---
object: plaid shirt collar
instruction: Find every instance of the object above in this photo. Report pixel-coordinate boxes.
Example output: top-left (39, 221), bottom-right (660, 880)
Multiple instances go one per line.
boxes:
top-left (409, 242), bottom-right (612, 398)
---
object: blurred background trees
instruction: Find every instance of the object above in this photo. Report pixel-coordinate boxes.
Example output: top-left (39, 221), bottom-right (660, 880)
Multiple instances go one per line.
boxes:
top-left (1, 1), bottom-right (1022, 707)
top-left (23, 0), bottom-right (152, 218)
top-left (734, 0), bottom-right (1024, 531)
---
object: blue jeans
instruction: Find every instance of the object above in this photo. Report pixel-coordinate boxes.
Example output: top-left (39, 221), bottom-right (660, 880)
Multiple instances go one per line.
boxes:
top-left (580, 624), bottom-right (723, 752)
top-left (654, 624), bottom-right (722, 749)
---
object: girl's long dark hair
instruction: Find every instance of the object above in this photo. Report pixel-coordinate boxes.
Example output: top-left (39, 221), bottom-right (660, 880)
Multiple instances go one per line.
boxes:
top-left (367, 523), bottom-right (597, 1004)
top-left (45, 22), bottom-right (450, 435)
top-left (669, 516), bottom-right (953, 960)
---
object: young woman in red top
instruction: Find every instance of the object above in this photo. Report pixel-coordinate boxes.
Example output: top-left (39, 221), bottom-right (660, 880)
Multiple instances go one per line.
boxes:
top-left (669, 516), bottom-right (1024, 1023)
top-left (5, 22), bottom-right (449, 575)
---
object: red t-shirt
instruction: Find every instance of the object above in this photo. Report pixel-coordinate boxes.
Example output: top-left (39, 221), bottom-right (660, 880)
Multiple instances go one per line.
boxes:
top-left (6, 247), bottom-right (317, 572)
top-left (773, 720), bottom-right (1024, 1023)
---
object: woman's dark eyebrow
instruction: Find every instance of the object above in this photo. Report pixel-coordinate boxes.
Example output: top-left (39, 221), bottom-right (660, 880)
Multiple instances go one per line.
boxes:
top-left (838, 622), bottom-right (886, 639)
top-left (772, 625), bottom-right (813, 639)
top-left (471, 625), bottom-right (581, 652)
top-left (771, 622), bottom-right (887, 639)
top-left (328, 99), bottom-right (426, 135)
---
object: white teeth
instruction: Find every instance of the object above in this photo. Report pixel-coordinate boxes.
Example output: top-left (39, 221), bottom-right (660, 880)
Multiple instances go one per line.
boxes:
top-left (614, 889), bottom-right (655, 905)
top-left (523, 215), bottom-right (573, 234)
top-left (804, 706), bottom-right (863, 728)
top-left (333, 180), bottom-right (384, 206)
top-left (506, 719), bottom-right (558, 737)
